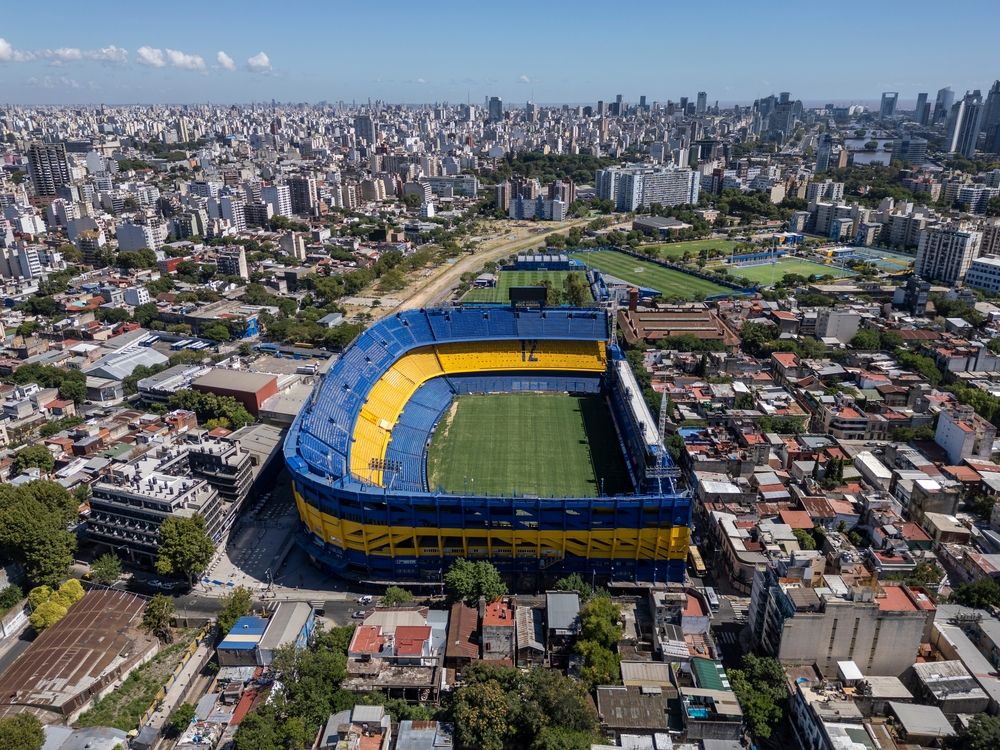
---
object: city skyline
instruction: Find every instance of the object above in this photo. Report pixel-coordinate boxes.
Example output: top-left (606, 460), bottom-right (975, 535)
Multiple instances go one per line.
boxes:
top-left (2, 0), bottom-right (999, 105)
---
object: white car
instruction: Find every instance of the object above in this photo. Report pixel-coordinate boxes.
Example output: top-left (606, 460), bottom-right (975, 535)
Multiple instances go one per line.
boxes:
top-left (357, 595), bottom-right (373, 605)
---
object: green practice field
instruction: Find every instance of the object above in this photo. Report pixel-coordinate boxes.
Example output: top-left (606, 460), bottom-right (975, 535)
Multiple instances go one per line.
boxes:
top-left (427, 393), bottom-right (629, 497)
top-left (645, 239), bottom-right (741, 260)
top-left (720, 257), bottom-right (855, 286)
top-left (571, 251), bottom-right (731, 299)
top-left (462, 270), bottom-right (593, 303)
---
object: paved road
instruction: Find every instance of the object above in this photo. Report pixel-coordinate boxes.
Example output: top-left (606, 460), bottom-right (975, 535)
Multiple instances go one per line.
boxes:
top-left (391, 217), bottom-right (591, 312)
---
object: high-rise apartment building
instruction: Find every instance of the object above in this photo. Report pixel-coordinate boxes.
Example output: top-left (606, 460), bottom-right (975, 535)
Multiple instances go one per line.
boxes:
top-left (217, 246), bottom-right (250, 280)
top-left (696, 91), bottom-right (707, 114)
top-left (288, 175), bottom-right (318, 216)
top-left (595, 165), bottom-right (700, 211)
top-left (945, 90), bottom-right (985, 158)
top-left (914, 223), bottom-right (983, 284)
top-left (815, 133), bottom-right (833, 172)
top-left (487, 96), bottom-right (503, 123)
top-left (261, 184), bottom-right (292, 217)
top-left (879, 92), bottom-right (898, 119)
top-left (982, 80), bottom-right (1000, 151)
top-left (27, 142), bottom-right (71, 197)
top-left (353, 114), bottom-right (378, 145)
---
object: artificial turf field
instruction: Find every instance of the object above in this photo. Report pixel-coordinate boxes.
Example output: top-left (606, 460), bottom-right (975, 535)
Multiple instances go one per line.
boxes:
top-left (718, 257), bottom-right (856, 285)
top-left (570, 250), bottom-right (731, 299)
top-left (426, 393), bottom-right (630, 497)
top-left (462, 270), bottom-right (594, 303)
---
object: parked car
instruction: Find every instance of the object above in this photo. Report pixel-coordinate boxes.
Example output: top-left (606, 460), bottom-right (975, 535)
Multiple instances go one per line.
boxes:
top-left (351, 610), bottom-right (367, 619)
top-left (357, 595), bottom-right (373, 605)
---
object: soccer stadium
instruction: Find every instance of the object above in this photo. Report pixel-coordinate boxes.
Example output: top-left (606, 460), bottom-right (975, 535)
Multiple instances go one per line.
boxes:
top-left (283, 306), bottom-right (691, 586)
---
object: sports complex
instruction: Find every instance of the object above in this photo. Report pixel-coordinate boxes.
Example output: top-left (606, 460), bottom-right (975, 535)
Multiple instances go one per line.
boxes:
top-left (284, 306), bottom-right (691, 586)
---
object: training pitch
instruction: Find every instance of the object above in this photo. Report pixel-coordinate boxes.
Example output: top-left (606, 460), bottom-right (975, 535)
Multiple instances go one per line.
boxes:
top-left (462, 270), bottom-right (593, 303)
top-left (426, 393), bottom-right (629, 497)
top-left (571, 251), bottom-right (732, 299)
top-left (721, 257), bottom-right (856, 285)
top-left (645, 239), bottom-right (741, 260)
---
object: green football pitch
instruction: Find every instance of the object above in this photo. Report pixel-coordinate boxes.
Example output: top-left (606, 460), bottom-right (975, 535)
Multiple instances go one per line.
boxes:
top-left (644, 239), bottom-right (741, 260)
top-left (571, 250), bottom-right (731, 300)
top-left (720, 257), bottom-right (856, 286)
top-left (462, 270), bottom-right (594, 303)
top-left (426, 393), bottom-right (630, 497)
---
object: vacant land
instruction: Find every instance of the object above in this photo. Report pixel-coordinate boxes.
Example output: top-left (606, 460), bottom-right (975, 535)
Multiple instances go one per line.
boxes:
top-left (462, 270), bottom-right (594, 303)
top-left (571, 251), bottom-right (731, 299)
top-left (427, 393), bottom-right (628, 497)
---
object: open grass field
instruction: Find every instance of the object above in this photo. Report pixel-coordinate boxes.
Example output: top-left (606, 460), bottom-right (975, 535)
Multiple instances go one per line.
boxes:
top-left (720, 257), bottom-right (856, 286)
top-left (427, 393), bottom-right (629, 497)
top-left (571, 250), bottom-right (732, 299)
top-left (644, 238), bottom-right (741, 260)
top-left (462, 270), bottom-right (594, 303)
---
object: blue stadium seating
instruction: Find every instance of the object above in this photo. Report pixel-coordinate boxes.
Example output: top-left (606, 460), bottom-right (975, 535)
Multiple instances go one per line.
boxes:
top-left (384, 377), bottom-right (455, 491)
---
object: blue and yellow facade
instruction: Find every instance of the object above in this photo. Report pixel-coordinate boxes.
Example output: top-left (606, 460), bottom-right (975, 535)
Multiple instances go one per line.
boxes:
top-left (283, 307), bottom-right (691, 584)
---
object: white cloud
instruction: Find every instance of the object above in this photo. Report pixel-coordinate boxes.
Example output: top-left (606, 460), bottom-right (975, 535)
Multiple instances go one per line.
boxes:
top-left (136, 46), bottom-right (165, 67)
top-left (216, 50), bottom-right (235, 71)
top-left (165, 48), bottom-right (206, 71)
top-left (518, 74), bottom-right (531, 83)
top-left (50, 47), bottom-right (82, 61)
top-left (0, 38), bottom-right (34, 62)
top-left (87, 46), bottom-right (128, 64)
top-left (415, 77), bottom-right (426, 84)
top-left (28, 75), bottom-right (80, 89)
top-left (246, 51), bottom-right (271, 72)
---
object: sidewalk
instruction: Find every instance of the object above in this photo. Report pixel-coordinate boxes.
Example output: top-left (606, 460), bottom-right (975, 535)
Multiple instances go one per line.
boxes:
top-left (143, 639), bottom-right (214, 740)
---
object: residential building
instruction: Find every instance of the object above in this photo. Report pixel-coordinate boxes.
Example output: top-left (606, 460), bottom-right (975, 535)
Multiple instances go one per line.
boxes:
top-left (748, 569), bottom-right (935, 677)
top-left (945, 90), bottom-right (985, 158)
top-left (116, 220), bottom-right (166, 252)
top-left (965, 253), bottom-right (1000, 293)
top-left (596, 164), bottom-right (700, 210)
top-left (27, 142), bottom-right (71, 196)
top-left (261, 184), bottom-right (292, 217)
top-left (488, 96), bottom-right (503, 123)
top-left (914, 223), bottom-right (983, 284)
top-left (935, 406), bottom-right (996, 465)
top-left (217, 245), bottom-right (249, 280)
top-left (879, 92), bottom-right (898, 119)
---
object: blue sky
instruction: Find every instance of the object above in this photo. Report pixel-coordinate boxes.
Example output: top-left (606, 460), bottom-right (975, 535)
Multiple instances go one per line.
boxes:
top-left (1, 0), bottom-right (998, 105)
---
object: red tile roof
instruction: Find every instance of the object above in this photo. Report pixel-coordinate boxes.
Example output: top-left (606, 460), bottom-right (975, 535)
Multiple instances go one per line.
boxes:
top-left (395, 625), bottom-right (431, 657)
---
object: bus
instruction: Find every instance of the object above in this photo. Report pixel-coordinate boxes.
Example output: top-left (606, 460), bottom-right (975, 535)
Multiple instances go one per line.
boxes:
top-left (704, 586), bottom-right (720, 612)
top-left (688, 545), bottom-right (706, 577)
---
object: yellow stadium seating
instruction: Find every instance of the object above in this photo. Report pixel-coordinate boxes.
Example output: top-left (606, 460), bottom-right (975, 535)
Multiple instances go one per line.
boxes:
top-left (350, 340), bottom-right (607, 485)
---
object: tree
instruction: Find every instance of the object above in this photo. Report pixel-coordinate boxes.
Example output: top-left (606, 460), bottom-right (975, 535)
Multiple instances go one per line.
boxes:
top-left (443, 559), bottom-right (507, 606)
top-left (576, 639), bottom-right (620, 690)
top-left (452, 680), bottom-right (512, 750)
top-left (951, 578), bottom-right (1000, 610)
top-left (167, 703), bottom-right (196, 737)
top-left (218, 586), bottom-right (253, 636)
top-left (381, 586), bottom-right (413, 606)
top-left (234, 707), bottom-right (281, 750)
top-left (0, 713), bottom-right (44, 750)
top-left (553, 573), bottom-right (595, 602)
top-left (0, 585), bottom-right (22, 613)
top-left (792, 528), bottom-right (817, 550)
top-left (964, 715), bottom-right (1000, 750)
top-left (142, 594), bottom-right (175, 642)
top-left (11, 445), bottom-right (55, 476)
top-left (90, 553), bottom-right (123, 585)
top-left (579, 594), bottom-right (622, 649)
top-left (850, 329), bottom-right (881, 350)
top-left (29, 599), bottom-right (68, 631)
top-left (59, 578), bottom-right (84, 605)
top-left (156, 515), bottom-right (215, 585)
top-left (728, 654), bottom-right (788, 740)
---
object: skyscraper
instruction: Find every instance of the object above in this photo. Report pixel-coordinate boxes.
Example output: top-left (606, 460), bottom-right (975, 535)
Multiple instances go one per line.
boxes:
top-left (982, 80), bottom-right (1000, 136)
top-left (27, 142), bottom-right (71, 197)
top-left (879, 92), bottom-right (898, 119)
top-left (487, 96), bottom-right (503, 123)
top-left (353, 114), bottom-right (378, 145)
top-left (815, 133), bottom-right (833, 173)
top-left (945, 90), bottom-right (985, 158)
top-left (696, 91), bottom-right (707, 114)
top-left (614, 93), bottom-right (623, 116)
top-left (914, 92), bottom-right (929, 125)
top-left (934, 86), bottom-right (955, 124)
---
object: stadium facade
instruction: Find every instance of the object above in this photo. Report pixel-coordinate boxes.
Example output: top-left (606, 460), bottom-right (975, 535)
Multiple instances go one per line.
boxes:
top-left (283, 307), bottom-right (691, 585)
